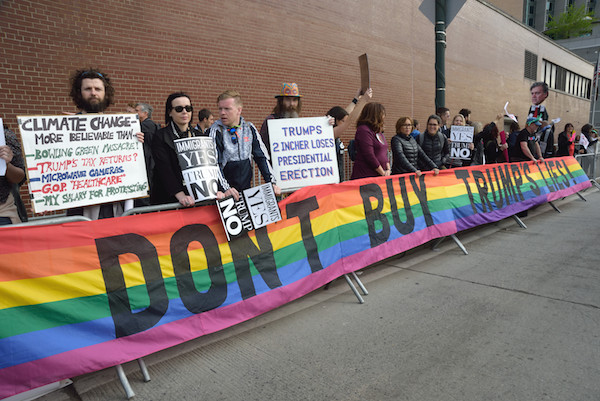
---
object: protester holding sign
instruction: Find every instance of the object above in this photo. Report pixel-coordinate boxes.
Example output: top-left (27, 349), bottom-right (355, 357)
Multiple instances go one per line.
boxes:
top-left (209, 90), bottom-right (280, 199)
top-left (350, 102), bottom-right (390, 179)
top-left (151, 92), bottom-right (225, 207)
top-left (0, 125), bottom-right (25, 225)
top-left (259, 83), bottom-right (303, 157)
top-left (327, 88), bottom-right (373, 181)
top-left (390, 117), bottom-right (438, 176)
top-left (66, 69), bottom-right (144, 219)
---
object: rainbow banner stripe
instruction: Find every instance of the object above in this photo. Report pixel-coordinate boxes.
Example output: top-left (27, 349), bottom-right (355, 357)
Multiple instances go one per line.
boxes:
top-left (0, 157), bottom-right (590, 397)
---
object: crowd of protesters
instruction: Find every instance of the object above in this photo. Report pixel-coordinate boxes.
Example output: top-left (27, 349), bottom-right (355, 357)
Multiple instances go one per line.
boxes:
top-left (1, 73), bottom-right (598, 225)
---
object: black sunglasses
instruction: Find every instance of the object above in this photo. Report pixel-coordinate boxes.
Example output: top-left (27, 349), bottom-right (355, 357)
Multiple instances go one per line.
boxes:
top-left (229, 127), bottom-right (238, 144)
top-left (173, 105), bottom-right (193, 113)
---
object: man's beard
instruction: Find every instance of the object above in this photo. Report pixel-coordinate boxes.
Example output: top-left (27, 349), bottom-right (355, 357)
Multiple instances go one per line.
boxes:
top-left (81, 97), bottom-right (109, 113)
top-left (282, 109), bottom-right (299, 118)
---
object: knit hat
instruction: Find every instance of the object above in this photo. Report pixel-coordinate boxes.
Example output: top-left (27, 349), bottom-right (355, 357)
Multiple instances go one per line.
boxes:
top-left (275, 83), bottom-right (303, 98)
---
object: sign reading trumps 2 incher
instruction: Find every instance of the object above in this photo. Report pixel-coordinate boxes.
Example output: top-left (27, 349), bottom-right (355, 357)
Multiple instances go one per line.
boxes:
top-left (17, 114), bottom-right (148, 213)
top-left (267, 116), bottom-right (339, 191)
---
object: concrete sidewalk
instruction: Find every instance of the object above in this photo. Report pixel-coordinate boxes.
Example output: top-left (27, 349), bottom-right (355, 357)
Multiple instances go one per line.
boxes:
top-left (40, 188), bottom-right (600, 401)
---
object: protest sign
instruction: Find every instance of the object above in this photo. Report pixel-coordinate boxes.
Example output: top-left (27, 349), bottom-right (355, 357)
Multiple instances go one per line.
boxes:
top-left (17, 114), bottom-right (148, 213)
top-left (450, 125), bottom-right (474, 160)
top-left (217, 182), bottom-right (281, 241)
top-left (267, 116), bottom-right (339, 191)
top-left (175, 136), bottom-right (221, 202)
top-left (0, 119), bottom-right (5, 176)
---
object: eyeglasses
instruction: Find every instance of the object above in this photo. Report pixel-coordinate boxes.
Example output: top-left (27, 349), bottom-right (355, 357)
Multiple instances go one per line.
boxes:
top-left (229, 127), bottom-right (238, 144)
top-left (173, 105), bottom-right (193, 113)
top-left (401, 124), bottom-right (413, 127)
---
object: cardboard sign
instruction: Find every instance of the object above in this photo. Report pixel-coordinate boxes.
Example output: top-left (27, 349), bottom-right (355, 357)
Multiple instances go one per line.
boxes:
top-left (359, 53), bottom-right (370, 95)
top-left (17, 114), bottom-right (148, 213)
top-left (0, 119), bottom-right (5, 176)
top-left (175, 137), bottom-right (221, 202)
top-left (267, 116), bottom-right (339, 191)
top-left (450, 125), bottom-right (474, 160)
top-left (217, 183), bottom-right (281, 241)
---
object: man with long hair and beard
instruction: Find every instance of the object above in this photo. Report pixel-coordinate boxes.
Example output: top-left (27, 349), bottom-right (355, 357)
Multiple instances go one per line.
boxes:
top-left (259, 82), bottom-right (303, 157)
top-left (66, 68), bottom-right (144, 219)
top-left (69, 68), bottom-right (115, 113)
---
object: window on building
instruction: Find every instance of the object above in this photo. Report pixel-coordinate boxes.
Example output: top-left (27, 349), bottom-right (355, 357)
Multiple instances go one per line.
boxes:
top-left (542, 59), bottom-right (591, 99)
top-left (525, 51), bottom-right (538, 80)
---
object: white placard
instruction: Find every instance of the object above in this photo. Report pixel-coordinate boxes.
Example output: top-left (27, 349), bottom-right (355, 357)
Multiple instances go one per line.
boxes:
top-left (0, 119), bottom-right (5, 176)
top-left (450, 125), bottom-right (475, 160)
top-left (17, 114), bottom-right (148, 213)
top-left (175, 137), bottom-right (221, 202)
top-left (267, 116), bottom-right (339, 191)
top-left (217, 183), bottom-right (281, 241)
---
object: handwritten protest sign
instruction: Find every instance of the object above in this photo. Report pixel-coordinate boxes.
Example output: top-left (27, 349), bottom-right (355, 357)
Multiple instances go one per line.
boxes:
top-left (217, 183), bottom-right (281, 241)
top-left (175, 137), bottom-right (222, 202)
top-left (450, 125), bottom-right (474, 160)
top-left (18, 114), bottom-right (148, 213)
top-left (267, 116), bottom-right (339, 191)
top-left (0, 119), bottom-right (5, 176)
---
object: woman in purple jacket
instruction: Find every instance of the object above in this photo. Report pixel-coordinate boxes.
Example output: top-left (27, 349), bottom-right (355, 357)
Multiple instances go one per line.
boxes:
top-left (350, 102), bottom-right (390, 179)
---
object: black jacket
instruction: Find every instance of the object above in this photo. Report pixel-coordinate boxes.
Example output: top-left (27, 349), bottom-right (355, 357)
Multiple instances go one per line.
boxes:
top-left (391, 134), bottom-right (436, 174)
top-left (418, 131), bottom-right (450, 169)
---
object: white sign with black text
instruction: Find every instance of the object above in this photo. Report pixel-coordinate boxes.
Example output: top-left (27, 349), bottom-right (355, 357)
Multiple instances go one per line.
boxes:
top-left (217, 183), bottom-right (281, 241)
top-left (175, 136), bottom-right (221, 202)
top-left (450, 125), bottom-right (475, 160)
top-left (267, 116), bottom-right (339, 191)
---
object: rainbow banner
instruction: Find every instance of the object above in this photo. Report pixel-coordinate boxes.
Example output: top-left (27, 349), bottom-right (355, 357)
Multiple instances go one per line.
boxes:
top-left (0, 157), bottom-right (590, 397)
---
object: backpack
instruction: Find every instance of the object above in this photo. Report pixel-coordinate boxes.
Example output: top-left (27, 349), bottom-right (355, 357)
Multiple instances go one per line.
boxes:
top-left (348, 139), bottom-right (357, 161)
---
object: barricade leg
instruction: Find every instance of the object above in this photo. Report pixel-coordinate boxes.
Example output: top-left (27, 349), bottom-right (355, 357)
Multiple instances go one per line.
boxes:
top-left (350, 271), bottom-right (368, 295)
top-left (576, 192), bottom-right (587, 202)
top-left (343, 274), bottom-right (365, 304)
top-left (548, 201), bottom-right (561, 213)
top-left (512, 215), bottom-right (527, 229)
top-left (115, 364), bottom-right (135, 399)
top-left (137, 358), bottom-right (151, 382)
top-left (431, 235), bottom-right (468, 255)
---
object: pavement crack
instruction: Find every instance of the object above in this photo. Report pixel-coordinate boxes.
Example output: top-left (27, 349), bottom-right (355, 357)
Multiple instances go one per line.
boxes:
top-left (399, 267), bottom-right (600, 310)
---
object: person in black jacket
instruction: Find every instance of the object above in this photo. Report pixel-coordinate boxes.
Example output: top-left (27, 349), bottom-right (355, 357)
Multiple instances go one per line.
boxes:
top-left (391, 117), bottom-right (439, 176)
top-left (151, 92), bottom-right (231, 206)
top-left (417, 115), bottom-right (450, 170)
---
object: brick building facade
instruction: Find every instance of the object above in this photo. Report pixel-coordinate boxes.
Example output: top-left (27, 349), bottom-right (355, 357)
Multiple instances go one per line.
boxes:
top-left (0, 0), bottom-right (593, 217)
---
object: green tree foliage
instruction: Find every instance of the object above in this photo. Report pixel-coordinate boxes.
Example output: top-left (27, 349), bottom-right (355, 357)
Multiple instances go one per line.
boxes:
top-left (544, 5), bottom-right (594, 40)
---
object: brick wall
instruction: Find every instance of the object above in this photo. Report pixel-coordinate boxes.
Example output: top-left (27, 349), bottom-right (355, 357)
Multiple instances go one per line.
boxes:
top-left (0, 0), bottom-right (593, 217)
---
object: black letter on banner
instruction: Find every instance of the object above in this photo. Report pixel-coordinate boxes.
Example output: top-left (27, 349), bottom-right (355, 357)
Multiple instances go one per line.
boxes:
top-left (386, 177), bottom-right (415, 234)
top-left (535, 162), bottom-right (555, 192)
top-left (522, 163), bottom-right (541, 196)
top-left (359, 183), bottom-right (390, 248)
top-left (472, 170), bottom-right (493, 213)
top-left (171, 224), bottom-right (227, 313)
top-left (229, 227), bottom-right (281, 300)
top-left (409, 175), bottom-right (435, 227)
top-left (498, 165), bottom-right (518, 204)
top-left (486, 168), bottom-right (504, 209)
top-left (286, 196), bottom-right (324, 273)
top-left (553, 161), bottom-right (571, 188)
top-left (509, 165), bottom-right (525, 201)
top-left (545, 161), bottom-right (565, 191)
top-left (96, 233), bottom-right (168, 338)
top-left (560, 159), bottom-right (577, 183)
top-left (454, 170), bottom-right (477, 214)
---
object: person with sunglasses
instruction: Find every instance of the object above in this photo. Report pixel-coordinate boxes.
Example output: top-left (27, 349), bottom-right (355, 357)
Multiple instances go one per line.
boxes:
top-left (151, 92), bottom-right (230, 206)
top-left (209, 90), bottom-right (280, 200)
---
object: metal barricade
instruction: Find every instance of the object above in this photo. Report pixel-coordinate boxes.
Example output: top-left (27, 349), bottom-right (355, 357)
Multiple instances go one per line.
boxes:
top-left (575, 144), bottom-right (600, 190)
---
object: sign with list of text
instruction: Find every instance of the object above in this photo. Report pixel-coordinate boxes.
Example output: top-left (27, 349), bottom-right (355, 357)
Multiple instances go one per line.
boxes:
top-left (267, 116), bottom-right (339, 191)
top-left (18, 114), bottom-right (148, 213)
